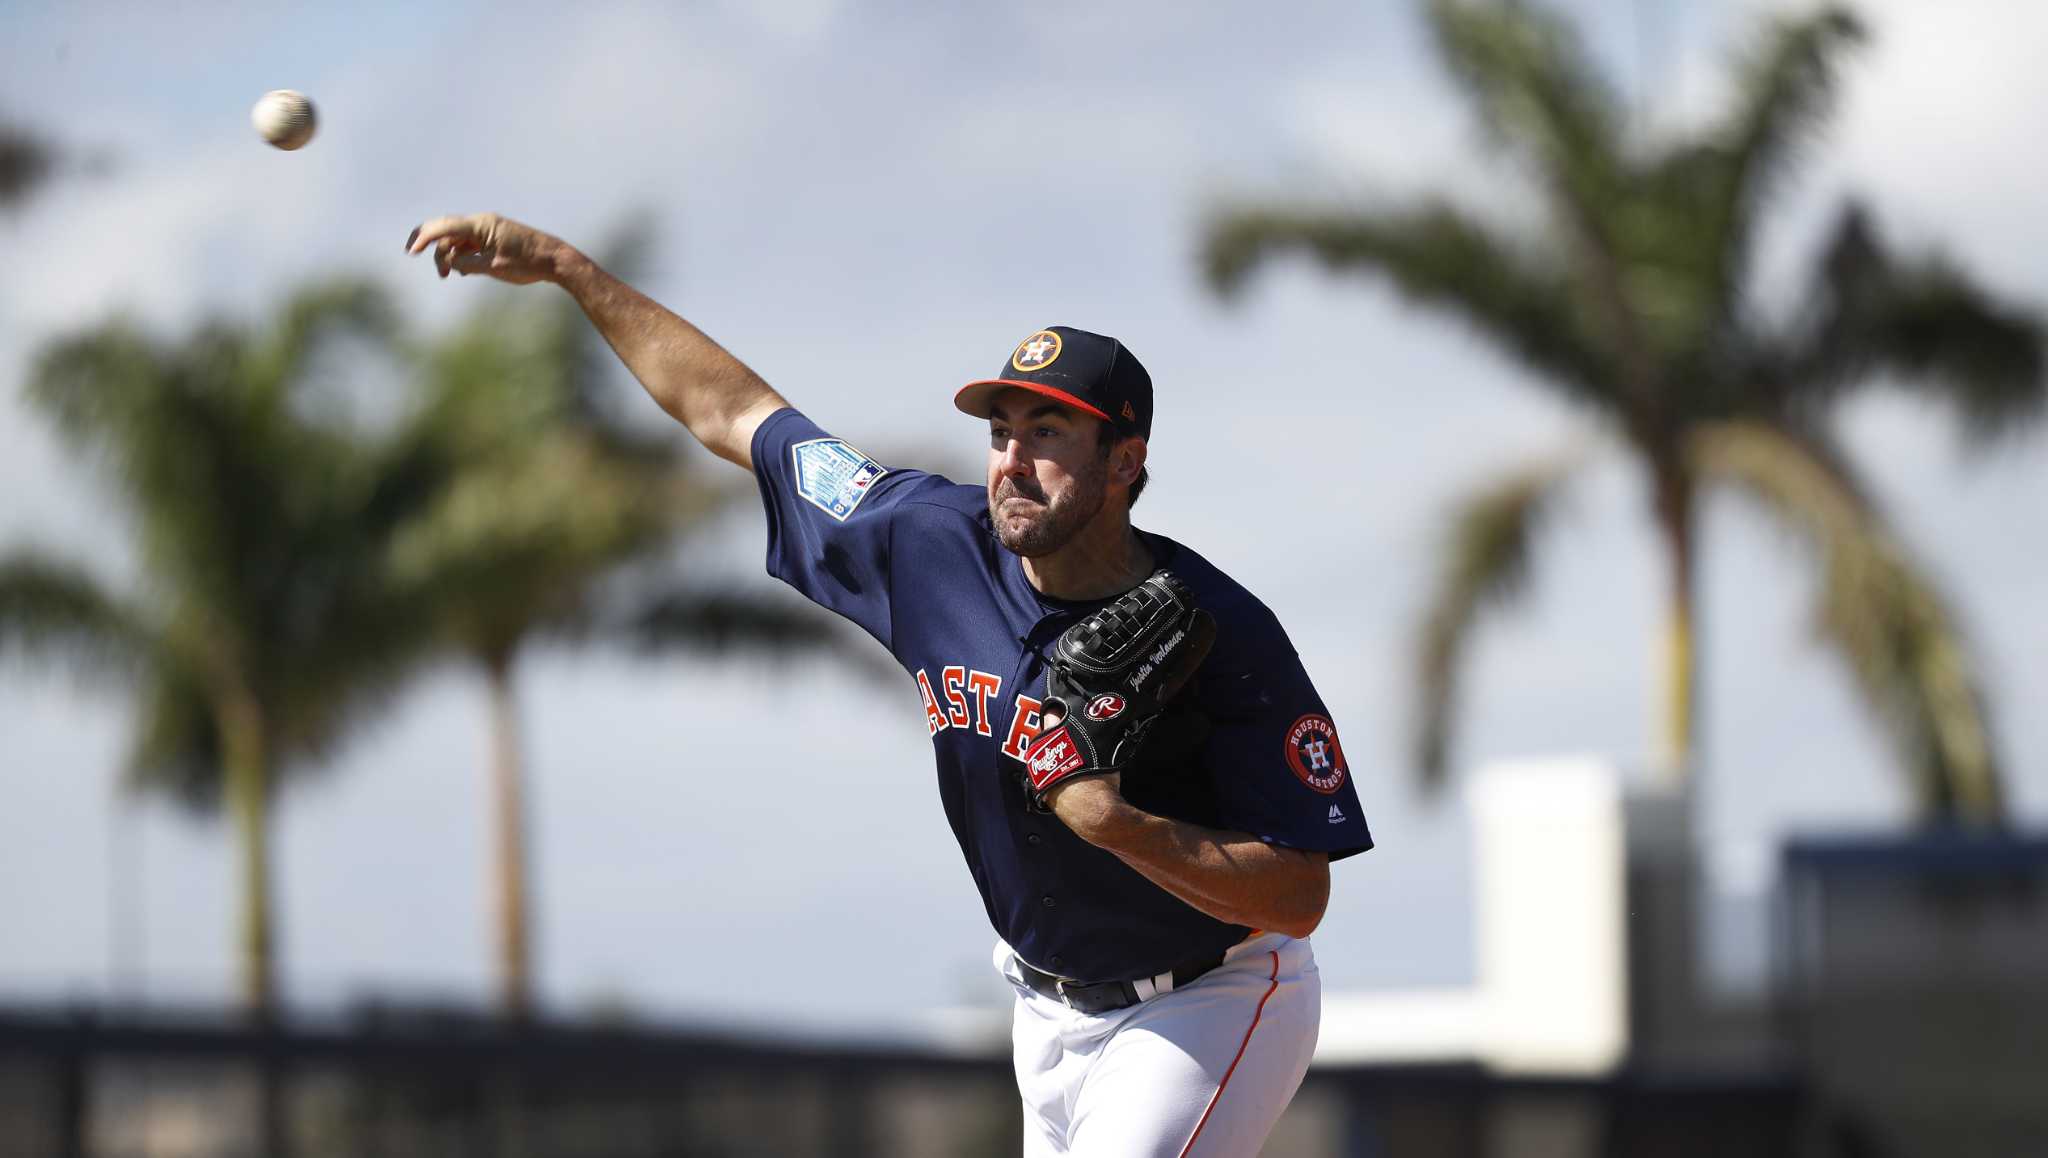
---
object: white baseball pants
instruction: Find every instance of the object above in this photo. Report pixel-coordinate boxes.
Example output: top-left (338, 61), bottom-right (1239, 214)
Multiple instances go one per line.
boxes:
top-left (998, 932), bottom-right (1320, 1157)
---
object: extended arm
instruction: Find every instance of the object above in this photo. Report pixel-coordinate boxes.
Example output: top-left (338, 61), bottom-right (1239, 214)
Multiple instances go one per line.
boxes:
top-left (1048, 777), bottom-right (1331, 939)
top-left (406, 213), bottom-right (788, 468)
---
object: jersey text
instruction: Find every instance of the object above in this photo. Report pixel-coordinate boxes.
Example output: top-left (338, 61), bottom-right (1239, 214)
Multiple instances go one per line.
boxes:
top-left (916, 667), bottom-right (1006, 739)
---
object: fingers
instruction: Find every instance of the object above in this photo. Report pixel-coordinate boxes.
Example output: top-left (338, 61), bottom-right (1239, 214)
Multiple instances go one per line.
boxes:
top-left (406, 214), bottom-right (465, 256)
top-left (430, 233), bottom-right (489, 278)
top-left (432, 236), bottom-right (461, 278)
top-left (405, 211), bottom-right (546, 284)
top-left (405, 212), bottom-right (495, 257)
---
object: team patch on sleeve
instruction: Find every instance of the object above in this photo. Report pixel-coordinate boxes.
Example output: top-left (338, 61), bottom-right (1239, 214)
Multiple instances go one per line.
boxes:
top-left (1284, 714), bottom-right (1349, 794)
top-left (790, 438), bottom-right (888, 521)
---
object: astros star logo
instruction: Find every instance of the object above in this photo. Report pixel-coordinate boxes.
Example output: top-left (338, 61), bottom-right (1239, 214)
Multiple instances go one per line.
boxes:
top-left (1011, 329), bottom-right (1063, 372)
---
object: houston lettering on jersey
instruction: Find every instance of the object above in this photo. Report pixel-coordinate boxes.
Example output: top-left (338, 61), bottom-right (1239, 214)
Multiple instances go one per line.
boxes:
top-left (914, 666), bottom-right (1044, 756)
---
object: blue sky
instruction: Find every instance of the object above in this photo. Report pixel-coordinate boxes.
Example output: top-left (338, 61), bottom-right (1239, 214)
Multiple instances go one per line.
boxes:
top-left (3, 0), bottom-right (2044, 1037)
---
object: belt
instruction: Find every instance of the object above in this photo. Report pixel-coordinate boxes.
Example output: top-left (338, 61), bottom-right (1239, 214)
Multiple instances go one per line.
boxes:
top-left (1015, 954), bottom-right (1224, 1015)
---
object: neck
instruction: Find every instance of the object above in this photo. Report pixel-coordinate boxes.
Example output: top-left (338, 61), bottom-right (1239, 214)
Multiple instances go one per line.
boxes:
top-left (1022, 511), bottom-right (1154, 601)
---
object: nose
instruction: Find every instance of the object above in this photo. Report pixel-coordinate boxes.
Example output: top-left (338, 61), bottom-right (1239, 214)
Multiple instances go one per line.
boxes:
top-left (995, 436), bottom-right (1031, 479)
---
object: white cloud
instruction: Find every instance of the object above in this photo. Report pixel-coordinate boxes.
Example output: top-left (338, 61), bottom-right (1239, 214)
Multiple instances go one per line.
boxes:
top-left (1275, 70), bottom-right (1478, 195)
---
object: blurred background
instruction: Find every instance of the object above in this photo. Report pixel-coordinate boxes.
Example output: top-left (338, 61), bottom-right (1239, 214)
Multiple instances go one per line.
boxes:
top-left (2, 0), bottom-right (2043, 1155)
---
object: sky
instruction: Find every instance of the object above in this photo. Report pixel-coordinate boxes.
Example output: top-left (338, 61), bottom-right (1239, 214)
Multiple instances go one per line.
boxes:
top-left (2, 0), bottom-right (2044, 1040)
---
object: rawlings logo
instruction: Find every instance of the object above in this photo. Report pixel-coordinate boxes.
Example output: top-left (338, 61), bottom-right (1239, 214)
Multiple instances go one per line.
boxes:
top-left (1084, 693), bottom-right (1126, 721)
top-left (1026, 725), bottom-right (1086, 789)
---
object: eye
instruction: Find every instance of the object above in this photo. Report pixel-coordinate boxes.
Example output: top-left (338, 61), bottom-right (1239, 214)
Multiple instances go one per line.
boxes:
top-left (1035, 426), bottom-right (1060, 439)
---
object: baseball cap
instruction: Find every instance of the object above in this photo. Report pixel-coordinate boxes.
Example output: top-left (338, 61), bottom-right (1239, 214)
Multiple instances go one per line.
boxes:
top-left (954, 326), bottom-right (1153, 441)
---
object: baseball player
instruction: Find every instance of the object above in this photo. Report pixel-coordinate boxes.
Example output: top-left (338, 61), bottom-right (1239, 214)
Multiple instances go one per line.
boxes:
top-left (406, 213), bottom-right (1373, 1156)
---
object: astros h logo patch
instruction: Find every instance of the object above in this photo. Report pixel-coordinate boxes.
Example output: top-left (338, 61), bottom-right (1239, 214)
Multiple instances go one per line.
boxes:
top-left (1012, 330), bottom-right (1063, 373)
top-left (1283, 714), bottom-right (1349, 794)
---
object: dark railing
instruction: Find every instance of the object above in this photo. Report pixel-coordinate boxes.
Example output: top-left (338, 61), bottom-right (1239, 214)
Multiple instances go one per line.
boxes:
top-left (0, 1004), bottom-right (1807, 1158)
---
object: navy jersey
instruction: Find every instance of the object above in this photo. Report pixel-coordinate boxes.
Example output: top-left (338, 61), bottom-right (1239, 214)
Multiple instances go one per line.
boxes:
top-left (753, 408), bottom-right (1372, 982)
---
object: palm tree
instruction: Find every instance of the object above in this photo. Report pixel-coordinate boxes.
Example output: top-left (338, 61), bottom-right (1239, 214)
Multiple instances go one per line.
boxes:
top-left (0, 281), bottom-right (446, 1013)
top-left (0, 118), bottom-right (59, 210)
top-left (1202, 1), bottom-right (2043, 824)
top-left (396, 231), bottom-right (876, 1018)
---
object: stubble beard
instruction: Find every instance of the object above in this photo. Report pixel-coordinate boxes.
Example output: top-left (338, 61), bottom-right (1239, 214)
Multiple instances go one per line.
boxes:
top-left (989, 460), bottom-right (1108, 558)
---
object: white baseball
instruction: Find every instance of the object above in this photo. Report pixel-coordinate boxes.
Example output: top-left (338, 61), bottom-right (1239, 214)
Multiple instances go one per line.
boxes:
top-left (251, 90), bottom-right (317, 151)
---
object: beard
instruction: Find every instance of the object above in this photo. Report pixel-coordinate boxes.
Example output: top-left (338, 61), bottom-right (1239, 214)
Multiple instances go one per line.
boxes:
top-left (989, 458), bottom-right (1108, 558)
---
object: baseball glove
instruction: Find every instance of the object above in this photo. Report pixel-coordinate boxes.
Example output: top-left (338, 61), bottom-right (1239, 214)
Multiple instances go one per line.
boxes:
top-left (1020, 569), bottom-right (1216, 811)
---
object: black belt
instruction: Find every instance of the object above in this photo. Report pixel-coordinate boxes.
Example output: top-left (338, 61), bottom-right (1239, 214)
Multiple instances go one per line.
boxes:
top-left (1016, 954), bottom-right (1224, 1015)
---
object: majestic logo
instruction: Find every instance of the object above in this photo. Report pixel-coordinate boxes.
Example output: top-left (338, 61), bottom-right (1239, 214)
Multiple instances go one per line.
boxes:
top-left (1084, 693), bottom-right (1126, 721)
top-left (1011, 329), bottom-right (1063, 373)
top-left (1327, 804), bottom-right (1346, 824)
top-left (1284, 714), bottom-right (1349, 795)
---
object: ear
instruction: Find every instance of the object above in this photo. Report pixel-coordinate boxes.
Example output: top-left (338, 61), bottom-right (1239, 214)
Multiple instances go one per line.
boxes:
top-left (1113, 436), bottom-right (1148, 488)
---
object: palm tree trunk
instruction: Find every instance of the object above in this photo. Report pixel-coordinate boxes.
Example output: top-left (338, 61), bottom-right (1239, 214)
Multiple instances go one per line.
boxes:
top-left (486, 655), bottom-right (536, 1020)
top-left (217, 687), bottom-right (276, 1014)
top-left (216, 684), bottom-right (288, 1156)
top-left (1652, 469), bottom-right (1698, 787)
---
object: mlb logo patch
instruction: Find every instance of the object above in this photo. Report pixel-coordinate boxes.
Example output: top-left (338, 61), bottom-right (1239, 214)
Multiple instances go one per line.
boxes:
top-left (791, 438), bottom-right (888, 522)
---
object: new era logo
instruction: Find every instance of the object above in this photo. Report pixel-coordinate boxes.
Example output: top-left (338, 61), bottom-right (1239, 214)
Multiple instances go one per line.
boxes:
top-left (1327, 804), bottom-right (1345, 824)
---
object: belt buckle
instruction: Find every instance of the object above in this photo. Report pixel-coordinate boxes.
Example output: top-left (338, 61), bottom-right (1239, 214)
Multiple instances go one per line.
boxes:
top-left (1054, 978), bottom-right (1075, 1009)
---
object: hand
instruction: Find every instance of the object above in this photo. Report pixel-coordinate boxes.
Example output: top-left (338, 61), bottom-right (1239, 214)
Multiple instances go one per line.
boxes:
top-left (404, 212), bottom-right (569, 285)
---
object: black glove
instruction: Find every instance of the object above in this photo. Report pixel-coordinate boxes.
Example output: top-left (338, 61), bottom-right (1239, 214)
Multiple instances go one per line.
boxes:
top-left (1020, 570), bottom-right (1216, 811)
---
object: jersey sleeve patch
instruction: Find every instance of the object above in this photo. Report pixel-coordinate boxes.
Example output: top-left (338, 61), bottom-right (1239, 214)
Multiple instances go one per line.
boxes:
top-left (790, 437), bottom-right (888, 522)
top-left (1284, 713), bottom-right (1349, 794)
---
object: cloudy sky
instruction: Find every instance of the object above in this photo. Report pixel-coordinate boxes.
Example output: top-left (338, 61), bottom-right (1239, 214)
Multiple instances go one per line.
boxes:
top-left (3, 0), bottom-right (2044, 1039)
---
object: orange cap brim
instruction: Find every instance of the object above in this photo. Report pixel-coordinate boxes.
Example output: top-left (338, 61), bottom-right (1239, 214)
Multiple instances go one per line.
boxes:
top-left (954, 379), bottom-right (1113, 424)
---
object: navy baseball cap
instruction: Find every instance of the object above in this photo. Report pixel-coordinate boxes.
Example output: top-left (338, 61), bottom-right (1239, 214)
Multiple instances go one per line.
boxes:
top-left (954, 326), bottom-right (1153, 441)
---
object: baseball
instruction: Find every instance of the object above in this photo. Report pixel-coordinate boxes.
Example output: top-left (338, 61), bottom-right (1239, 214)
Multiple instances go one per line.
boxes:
top-left (251, 90), bottom-right (317, 151)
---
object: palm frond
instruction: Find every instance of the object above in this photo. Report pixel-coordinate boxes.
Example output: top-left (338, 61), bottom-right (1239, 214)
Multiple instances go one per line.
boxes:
top-left (249, 279), bottom-right (400, 402)
top-left (626, 587), bottom-right (898, 685)
top-left (389, 280), bottom-right (748, 673)
top-left (1690, 6), bottom-right (1865, 313)
top-left (1413, 447), bottom-right (1587, 788)
top-left (1425, 0), bottom-right (1625, 249)
top-left (1787, 204), bottom-right (2045, 439)
top-left (123, 655), bottom-right (224, 812)
top-left (24, 322), bottom-right (164, 450)
top-left (1690, 421), bottom-right (2004, 825)
top-left (0, 552), bottom-right (149, 682)
top-left (0, 120), bottom-right (59, 210)
top-left (1203, 202), bottom-right (1622, 411)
